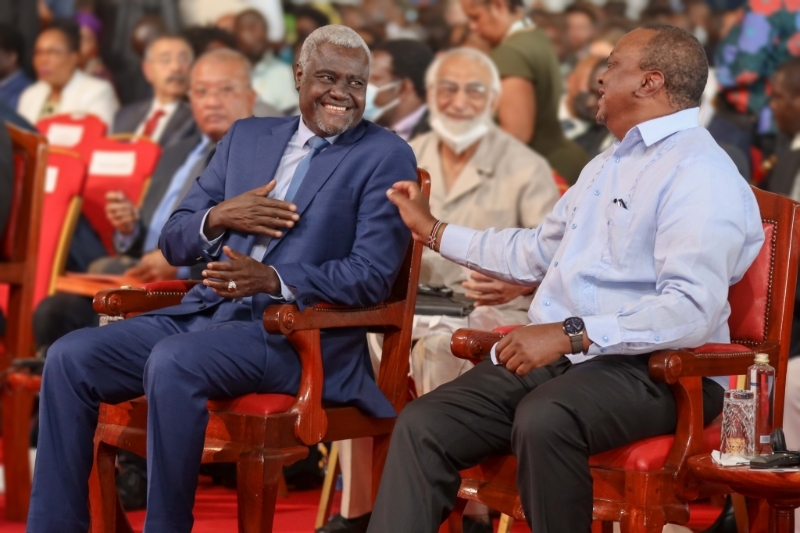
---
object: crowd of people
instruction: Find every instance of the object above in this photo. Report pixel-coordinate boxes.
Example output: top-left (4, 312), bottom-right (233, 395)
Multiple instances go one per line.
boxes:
top-left (3, 0), bottom-right (800, 533)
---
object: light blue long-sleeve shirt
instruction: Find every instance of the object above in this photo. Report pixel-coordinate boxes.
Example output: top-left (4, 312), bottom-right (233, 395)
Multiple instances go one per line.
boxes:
top-left (439, 108), bottom-right (765, 365)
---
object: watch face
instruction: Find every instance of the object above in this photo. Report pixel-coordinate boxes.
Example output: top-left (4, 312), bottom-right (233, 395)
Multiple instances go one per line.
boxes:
top-left (564, 317), bottom-right (585, 335)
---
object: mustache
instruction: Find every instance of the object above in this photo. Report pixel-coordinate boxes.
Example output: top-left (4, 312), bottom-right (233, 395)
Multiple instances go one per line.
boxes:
top-left (166, 74), bottom-right (187, 84)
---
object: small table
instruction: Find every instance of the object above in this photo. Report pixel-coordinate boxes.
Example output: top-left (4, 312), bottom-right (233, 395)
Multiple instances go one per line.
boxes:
top-left (688, 454), bottom-right (800, 533)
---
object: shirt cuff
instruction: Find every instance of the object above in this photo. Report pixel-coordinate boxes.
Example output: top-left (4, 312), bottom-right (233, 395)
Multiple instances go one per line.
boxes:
top-left (438, 224), bottom-right (479, 264)
top-left (489, 343), bottom-right (501, 365)
top-left (114, 225), bottom-right (139, 253)
top-left (269, 266), bottom-right (296, 302)
top-left (200, 208), bottom-right (224, 257)
top-left (582, 313), bottom-right (623, 355)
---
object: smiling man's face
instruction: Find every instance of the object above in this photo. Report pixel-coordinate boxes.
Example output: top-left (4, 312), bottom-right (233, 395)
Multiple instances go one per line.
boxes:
top-left (296, 41), bottom-right (369, 136)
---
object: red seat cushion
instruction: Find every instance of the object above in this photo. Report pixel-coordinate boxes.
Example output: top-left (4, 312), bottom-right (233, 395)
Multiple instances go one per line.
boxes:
top-left (206, 393), bottom-right (295, 416)
top-left (589, 420), bottom-right (721, 471)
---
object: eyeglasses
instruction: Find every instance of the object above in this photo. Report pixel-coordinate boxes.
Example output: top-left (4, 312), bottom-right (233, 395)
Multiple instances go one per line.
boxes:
top-left (33, 48), bottom-right (70, 58)
top-left (190, 84), bottom-right (246, 100)
top-left (150, 54), bottom-right (193, 67)
top-left (436, 80), bottom-right (489, 101)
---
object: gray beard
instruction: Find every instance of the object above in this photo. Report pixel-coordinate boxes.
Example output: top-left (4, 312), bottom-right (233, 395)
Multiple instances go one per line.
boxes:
top-left (316, 115), bottom-right (354, 136)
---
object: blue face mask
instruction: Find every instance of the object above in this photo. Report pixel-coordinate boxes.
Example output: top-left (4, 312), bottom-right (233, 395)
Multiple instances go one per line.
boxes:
top-left (363, 81), bottom-right (401, 122)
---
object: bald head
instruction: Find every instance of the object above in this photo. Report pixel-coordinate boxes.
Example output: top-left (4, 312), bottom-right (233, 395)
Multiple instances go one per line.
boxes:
top-left (189, 48), bottom-right (256, 142)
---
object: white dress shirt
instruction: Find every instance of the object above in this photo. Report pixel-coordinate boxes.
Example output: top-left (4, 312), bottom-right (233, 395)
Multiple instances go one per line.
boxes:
top-left (202, 117), bottom-right (339, 300)
top-left (439, 108), bottom-right (765, 365)
top-left (135, 100), bottom-right (180, 143)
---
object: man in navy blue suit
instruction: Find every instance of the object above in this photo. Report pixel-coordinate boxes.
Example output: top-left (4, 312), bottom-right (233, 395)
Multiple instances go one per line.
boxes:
top-left (28, 25), bottom-right (416, 533)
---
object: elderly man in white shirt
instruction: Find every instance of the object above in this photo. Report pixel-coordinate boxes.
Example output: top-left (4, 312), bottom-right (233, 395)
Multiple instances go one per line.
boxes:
top-left (368, 24), bottom-right (764, 533)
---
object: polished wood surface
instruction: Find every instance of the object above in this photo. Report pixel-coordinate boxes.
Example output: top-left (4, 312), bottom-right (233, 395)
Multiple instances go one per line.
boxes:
top-left (0, 124), bottom-right (48, 521)
top-left (447, 187), bottom-right (800, 533)
top-left (53, 272), bottom-right (143, 298)
top-left (689, 454), bottom-right (800, 533)
top-left (87, 169), bottom-right (431, 532)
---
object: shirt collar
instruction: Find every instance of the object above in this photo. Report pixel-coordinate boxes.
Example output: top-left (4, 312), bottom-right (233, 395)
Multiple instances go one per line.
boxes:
top-left (634, 107), bottom-right (700, 147)
top-left (791, 132), bottom-right (800, 152)
top-left (505, 18), bottom-right (534, 39)
top-left (151, 99), bottom-right (180, 115)
top-left (392, 104), bottom-right (427, 141)
top-left (298, 116), bottom-right (340, 146)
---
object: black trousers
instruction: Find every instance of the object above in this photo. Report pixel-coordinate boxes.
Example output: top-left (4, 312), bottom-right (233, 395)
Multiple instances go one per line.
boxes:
top-left (367, 355), bottom-right (724, 533)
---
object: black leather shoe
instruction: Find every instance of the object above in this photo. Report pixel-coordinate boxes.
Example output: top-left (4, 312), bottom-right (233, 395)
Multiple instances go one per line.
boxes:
top-left (463, 516), bottom-right (493, 533)
top-left (701, 496), bottom-right (738, 533)
top-left (316, 513), bottom-right (372, 533)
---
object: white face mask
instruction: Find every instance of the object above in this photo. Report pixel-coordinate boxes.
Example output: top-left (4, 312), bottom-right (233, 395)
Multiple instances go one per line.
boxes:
top-left (429, 110), bottom-right (491, 155)
top-left (364, 81), bottom-right (401, 122)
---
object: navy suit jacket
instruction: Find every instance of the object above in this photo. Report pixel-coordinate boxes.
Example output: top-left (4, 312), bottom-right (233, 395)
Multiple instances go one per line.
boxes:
top-left (158, 116), bottom-right (415, 417)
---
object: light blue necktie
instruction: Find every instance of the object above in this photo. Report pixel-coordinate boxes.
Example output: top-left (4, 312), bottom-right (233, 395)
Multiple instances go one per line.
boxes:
top-left (284, 135), bottom-right (330, 203)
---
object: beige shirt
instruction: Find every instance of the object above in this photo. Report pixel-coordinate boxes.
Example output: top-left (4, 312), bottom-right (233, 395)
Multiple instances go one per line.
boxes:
top-left (411, 125), bottom-right (559, 312)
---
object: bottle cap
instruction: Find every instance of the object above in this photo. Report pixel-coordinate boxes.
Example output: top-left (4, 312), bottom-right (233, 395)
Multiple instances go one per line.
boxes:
top-left (755, 353), bottom-right (770, 364)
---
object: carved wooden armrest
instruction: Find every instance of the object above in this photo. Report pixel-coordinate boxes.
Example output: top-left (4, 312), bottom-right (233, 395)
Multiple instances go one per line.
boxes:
top-left (92, 280), bottom-right (200, 318)
top-left (450, 328), bottom-right (506, 365)
top-left (262, 300), bottom-right (408, 446)
top-left (648, 341), bottom-right (778, 384)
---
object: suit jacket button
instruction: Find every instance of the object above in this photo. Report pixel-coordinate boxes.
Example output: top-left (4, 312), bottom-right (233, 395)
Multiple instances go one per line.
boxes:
top-left (199, 304), bottom-right (206, 309)
top-left (196, 257), bottom-right (203, 261)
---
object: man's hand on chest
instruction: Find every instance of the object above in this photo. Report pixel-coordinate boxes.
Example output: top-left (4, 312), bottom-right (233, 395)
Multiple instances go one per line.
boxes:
top-left (203, 180), bottom-right (300, 240)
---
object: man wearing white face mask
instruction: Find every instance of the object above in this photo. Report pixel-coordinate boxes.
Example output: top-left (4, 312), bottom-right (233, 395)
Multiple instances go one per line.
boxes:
top-left (321, 47), bottom-right (560, 533)
top-left (364, 39), bottom-right (433, 141)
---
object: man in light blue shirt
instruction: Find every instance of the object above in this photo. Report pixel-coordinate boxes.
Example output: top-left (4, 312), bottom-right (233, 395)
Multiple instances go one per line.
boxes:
top-left (368, 25), bottom-right (765, 533)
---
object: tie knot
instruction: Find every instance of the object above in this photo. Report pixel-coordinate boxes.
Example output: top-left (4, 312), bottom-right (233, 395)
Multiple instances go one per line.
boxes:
top-left (307, 136), bottom-right (330, 152)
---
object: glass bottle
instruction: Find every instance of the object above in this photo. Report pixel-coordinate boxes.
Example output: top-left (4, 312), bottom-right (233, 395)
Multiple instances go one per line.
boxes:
top-left (747, 353), bottom-right (776, 455)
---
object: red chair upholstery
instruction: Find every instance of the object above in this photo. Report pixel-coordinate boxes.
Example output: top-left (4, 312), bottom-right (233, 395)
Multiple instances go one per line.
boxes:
top-left (80, 136), bottom-right (161, 254)
top-left (447, 187), bottom-right (800, 533)
top-left (0, 124), bottom-right (48, 521)
top-left (36, 113), bottom-right (107, 162)
top-left (32, 149), bottom-right (87, 306)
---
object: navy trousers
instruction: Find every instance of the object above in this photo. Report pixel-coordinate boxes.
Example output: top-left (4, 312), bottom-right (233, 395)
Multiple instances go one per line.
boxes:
top-left (27, 302), bottom-right (275, 533)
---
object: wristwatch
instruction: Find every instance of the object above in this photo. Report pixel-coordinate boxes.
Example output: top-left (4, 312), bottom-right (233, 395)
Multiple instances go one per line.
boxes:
top-left (562, 317), bottom-right (585, 354)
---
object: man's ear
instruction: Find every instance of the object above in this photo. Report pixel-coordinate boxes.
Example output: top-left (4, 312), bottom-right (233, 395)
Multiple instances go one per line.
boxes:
top-left (294, 64), bottom-right (303, 91)
top-left (636, 70), bottom-right (665, 99)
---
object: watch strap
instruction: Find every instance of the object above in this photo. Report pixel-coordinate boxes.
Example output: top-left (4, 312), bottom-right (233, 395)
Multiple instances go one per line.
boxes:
top-left (569, 335), bottom-right (583, 354)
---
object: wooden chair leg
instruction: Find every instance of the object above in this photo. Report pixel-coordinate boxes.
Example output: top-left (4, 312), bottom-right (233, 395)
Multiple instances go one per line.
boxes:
top-left (277, 471), bottom-right (289, 499)
top-left (497, 513), bottom-right (514, 533)
top-left (88, 440), bottom-right (133, 533)
top-left (237, 450), bottom-right (285, 533)
top-left (731, 494), bottom-right (749, 533)
top-left (315, 442), bottom-right (340, 528)
top-left (591, 521), bottom-right (614, 533)
top-left (2, 385), bottom-right (34, 521)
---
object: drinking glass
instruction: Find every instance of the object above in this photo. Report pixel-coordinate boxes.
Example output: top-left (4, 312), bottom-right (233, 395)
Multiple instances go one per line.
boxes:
top-left (720, 389), bottom-right (756, 457)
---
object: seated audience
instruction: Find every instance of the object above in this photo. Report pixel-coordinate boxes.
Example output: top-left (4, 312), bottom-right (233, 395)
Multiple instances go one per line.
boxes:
top-left (0, 25), bottom-right (33, 111)
top-left (235, 9), bottom-right (296, 113)
top-left (0, 98), bottom-right (36, 131)
top-left (75, 10), bottom-right (112, 81)
top-left (571, 57), bottom-right (614, 158)
top-left (33, 47), bottom-right (255, 354)
top-left (460, 0), bottom-right (588, 183)
top-left (294, 6), bottom-right (331, 42)
top-left (564, 3), bottom-right (600, 61)
top-left (18, 19), bottom-right (119, 126)
top-left (112, 35), bottom-right (197, 148)
top-left (324, 46), bottom-right (561, 533)
top-left (365, 39), bottom-right (433, 141)
top-left (27, 25), bottom-right (416, 533)
top-left (367, 25), bottom-right (762, 533)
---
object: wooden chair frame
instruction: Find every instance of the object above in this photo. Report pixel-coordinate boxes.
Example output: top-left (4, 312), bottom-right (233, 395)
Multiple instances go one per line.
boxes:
top-left (446, 187), bottom-right (800, 533)
top-left (85, 169), bottom-right (430, 532)
top-left (0, 124), bottom-right (48, 521)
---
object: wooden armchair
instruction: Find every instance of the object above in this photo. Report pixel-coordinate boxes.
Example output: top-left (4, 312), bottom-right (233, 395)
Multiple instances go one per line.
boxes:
top-left (86, 169), bottom-right (430, 533)
top-left (0, 124), bottom-right (48, 521)
top-left (446, 186), bottom-right (800, 533)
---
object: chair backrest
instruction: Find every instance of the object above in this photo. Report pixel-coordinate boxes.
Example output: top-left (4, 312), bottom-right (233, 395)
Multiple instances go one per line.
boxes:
top-left (33, 149), bottom-right (87, 306)
top-left (81, 136), bottom-right (161, 254)
top-left (727, 187), bottom-right (800, 426)
top-left (376, 169), bottom-right (431, 412)
top-left (36, 113), bottom-right (107, 161)
top-left (0, 124), bottom-right (48, 359)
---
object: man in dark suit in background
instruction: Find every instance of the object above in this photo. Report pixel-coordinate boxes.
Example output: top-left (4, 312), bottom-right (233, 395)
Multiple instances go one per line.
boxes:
top-left (27, 25), bottom-right (416, 533)
top-left (112, 35), bottom-right (197, 148)
top-left (32, 48), bottom-right (255, 354)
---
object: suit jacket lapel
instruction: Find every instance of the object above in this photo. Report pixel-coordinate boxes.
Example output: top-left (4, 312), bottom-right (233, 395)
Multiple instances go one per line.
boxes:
top-left (126, 101), bottom-right (150, 134)
top-left (263, 120), bottom-right (367, 257)
top-left (247, 117), bottom-right (299, 196)
top-left (159, 101), bottom-right (192, 146)
top-left (139, 134), bottom-right (202, 225)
